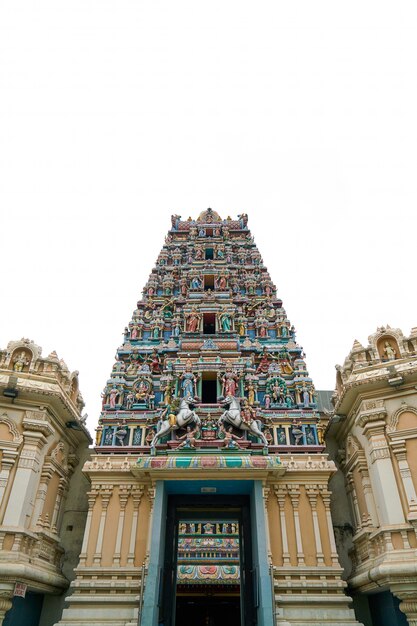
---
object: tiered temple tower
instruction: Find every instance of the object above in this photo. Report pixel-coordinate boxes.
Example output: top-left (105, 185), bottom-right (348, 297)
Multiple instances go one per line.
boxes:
top-left (57, 210), bottom-right (361, 626)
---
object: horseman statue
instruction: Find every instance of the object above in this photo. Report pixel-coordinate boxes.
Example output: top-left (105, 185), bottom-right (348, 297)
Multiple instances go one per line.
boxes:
top-left (218, 396), bottom-right (268, 448)
top-left (150, 396), bottom-right (201, 453)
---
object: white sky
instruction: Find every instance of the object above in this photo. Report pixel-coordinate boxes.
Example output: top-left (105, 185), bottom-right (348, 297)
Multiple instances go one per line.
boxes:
top-left (1, 0), bottom-right (416, 435)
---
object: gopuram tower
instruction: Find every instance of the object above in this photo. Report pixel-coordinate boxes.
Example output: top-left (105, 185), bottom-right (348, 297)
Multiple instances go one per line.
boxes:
top-left (58, 210), bottom-right (361, 626)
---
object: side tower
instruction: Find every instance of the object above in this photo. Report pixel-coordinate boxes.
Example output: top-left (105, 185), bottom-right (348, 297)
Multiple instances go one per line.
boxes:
top-left (58, 210), bottom-right (360, 626)
top-left (0, 338), bottom-right (91, 626)
top-left (328, 326), bottom-right (417, 626)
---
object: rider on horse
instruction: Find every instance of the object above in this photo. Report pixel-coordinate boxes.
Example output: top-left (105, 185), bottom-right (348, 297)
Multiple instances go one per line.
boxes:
top-left (160, 397), bottom-right (180, 427)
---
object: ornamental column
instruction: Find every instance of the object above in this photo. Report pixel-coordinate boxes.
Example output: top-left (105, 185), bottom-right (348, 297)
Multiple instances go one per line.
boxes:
top-left (390, 441), bottom-right (417, 520)
top-left (346, 472), bottom-right (362, 530)
top-left (3, 414), bottom-right (52, 527)
top-left (127, 486), bottom-right (144, 565)
top-left (113, 485), bottom-right (130, 566)
top-left (93, 486), bottom-right (113, 565)
top-left (0, 586), bottom-right (13, 626)
top-left (359, 408), bottom-right (404, 525)
top-left (0, 449), bottom-right (19, 507)
top-left (32, 468), bottom-right (53, 526)
top-left (287, 486), bottom-right (305, 566)
top-left (397, 593), bottom-right (417, 626)
top-left (79, 488), bottom-right (99, 566)
top-left (319, 486), bottom-right (340, 565)
top-left (274, 485), bottom-right (291, 565)
top-left (306, 487), bottom-right (324, 565)
top-left (263, 486), bottom-right (273, 564)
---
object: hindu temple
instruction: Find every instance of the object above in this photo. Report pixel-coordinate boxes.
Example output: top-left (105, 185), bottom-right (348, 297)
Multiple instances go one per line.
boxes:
top-left (49, 209), bottom-right (360, 626)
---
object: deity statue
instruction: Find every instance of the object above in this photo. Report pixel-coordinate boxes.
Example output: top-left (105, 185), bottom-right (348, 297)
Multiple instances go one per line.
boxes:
top-left (264, 393), bottom-right (271, 409)
top-left (171, 214), bottom-right (181, 230)
top-left (178, 279), bottom-right (186, 298)
top-left (190, 274), bottom-right (202, 290)
top-left (125, 391), bottom-right (135, 409)
top-left (218, 308), bottom-right (233, 332)
top-left (301, 384), bottom-right (310, 408)
top-left (179, 360), bottom-right (198, 397)
top-left (238, 213), bottom-right (248, 229)
top-left (291, 420), bottom-right (303, 445)
top-left (162, 380), bottom-right (174, 405)
top-left (215, 273), bottom-right (228, 290)
top-left (115, 421), bottom-right (128, 446)
top-left (171, 318), bottom-right (182, 337)
top-left (108, 386), bottom-right (120, 409)
top-left (149, 349), bottom-right (161, 373)
top-left (135, 380), bottom-right (150, 403)
top-left (256, 349), bottom-right (273, 374)
top-left (185, 308), bottom-right (201, 332)
top-left (221, 363), bottom-right (240, 397)
top-left (245, 380), bottom-right (256, 405)
top-left (215, 244), bottom-right (225, 260)
top-left (236, 316), bottom-right (247, 337)
top-left (13, 351), bottom-right (29, 372)
top-left (383, 341), bottom-right (397, 361)
top-left (194, 245), bottom-right (204, 260)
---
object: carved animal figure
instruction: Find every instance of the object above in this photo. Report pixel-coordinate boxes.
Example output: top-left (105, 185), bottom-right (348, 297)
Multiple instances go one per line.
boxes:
top-left (217, 396), bottom-right (268, 447)
top-left (150, 396), bottom-right (201, 451)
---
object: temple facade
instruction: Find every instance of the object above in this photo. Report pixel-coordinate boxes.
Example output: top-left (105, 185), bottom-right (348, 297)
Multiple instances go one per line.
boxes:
top-left (0, 338), bottom-right (91, 626)
top-left (327, 326), bottom-right (417, 626)
top-left (54, 209), bottom-right (361, 626)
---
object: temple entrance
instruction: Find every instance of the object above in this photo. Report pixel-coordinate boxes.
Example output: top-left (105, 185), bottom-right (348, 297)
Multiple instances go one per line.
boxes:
top-left (175, 594), bottom-right (241, 626)
top-left (160, 495), bottom-right (255, 626)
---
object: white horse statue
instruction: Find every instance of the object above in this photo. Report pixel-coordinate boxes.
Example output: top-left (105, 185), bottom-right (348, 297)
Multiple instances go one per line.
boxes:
top-left (218, 395), bottom-right (268, 448)
top-left (150, 396), bottom-right (201, 452)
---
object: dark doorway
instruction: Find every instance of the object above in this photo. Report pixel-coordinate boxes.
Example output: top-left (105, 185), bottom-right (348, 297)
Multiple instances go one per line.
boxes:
top-left (201, 373), bottom-right (217, 403)
top-left (159, 495), bottom-right (255, 626)
top-left (205, 248), bottom-right (214, 260)
top-left (204, 275), bottom-right (214, 291)
top-left (176, 594), bottom-right (241, 626)
top-left (203, 313), bottom-right (216, 334)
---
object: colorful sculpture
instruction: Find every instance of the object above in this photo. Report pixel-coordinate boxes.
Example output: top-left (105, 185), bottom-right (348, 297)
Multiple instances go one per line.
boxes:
top-left (95, 211), bottom-right (319, 457)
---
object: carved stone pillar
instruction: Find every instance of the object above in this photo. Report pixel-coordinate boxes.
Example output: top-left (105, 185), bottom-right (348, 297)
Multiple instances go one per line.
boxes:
top-left (51, 478), bottom-right (66, 534)
top-left (79, 489), bottom-right (98, 566)
top-left (319, 486), bottom-right (340, 565)
top-left (357, 460), bottom-right (377, 526)
top-left (262, 486), bottom-right (273, 564)
top-left (306, 487), bottom-right (324, 565)
top-left (390, 440), bottom-right (417, 519)
top-left (346, 472), bottom-right (361, 530)
top-left (274, 485), bottom-right (291, 565)
top-left (287, 486), bottom-right (305, 566)
top-left (93, 486), bottom-right (113, 564)
top-left (0, 449), bottom-right (19, 507)
top-left (398, 595), bottom-right (417, 626)
top-left (127, 486), bottom-right (144, 565)
top-left (360, 410), bottom-right (404, 525)
top-left (113, 485), bottom-right (130, 566)
top-left (32, 467), bottom-right (53, 526)
top-left (3, 424), bottom-right (50, 527)
top-left (0, 591), bottom-right (13, 626)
